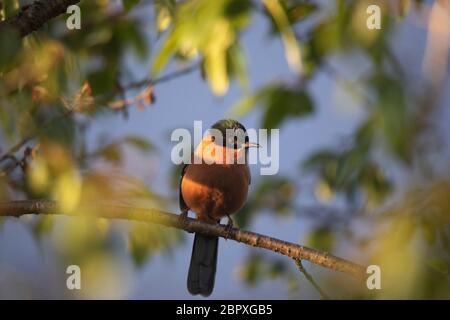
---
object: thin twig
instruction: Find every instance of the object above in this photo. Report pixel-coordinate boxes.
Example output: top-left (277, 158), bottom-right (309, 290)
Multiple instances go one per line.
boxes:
top-left (121, 64), bottom-right (200, 91)
top-left (295, 258), bottom-right (331, 300)
top-left (0, 200), bottom-right (367, 280)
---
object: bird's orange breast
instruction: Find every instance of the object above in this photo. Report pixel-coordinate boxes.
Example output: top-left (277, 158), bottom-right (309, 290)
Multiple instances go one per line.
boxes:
top-left (181, 163), bottom-right (250, 221)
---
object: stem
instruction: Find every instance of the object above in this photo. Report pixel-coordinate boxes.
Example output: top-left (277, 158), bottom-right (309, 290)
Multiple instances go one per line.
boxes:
top-left (295, 259), bottom-right (331, 300)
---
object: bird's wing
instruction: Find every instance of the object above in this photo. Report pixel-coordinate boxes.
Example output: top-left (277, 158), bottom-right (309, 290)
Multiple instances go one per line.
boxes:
top-left (179, 164), bottom-right (189, 212)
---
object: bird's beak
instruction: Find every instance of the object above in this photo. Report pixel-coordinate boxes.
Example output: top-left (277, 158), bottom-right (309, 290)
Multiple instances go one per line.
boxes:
top-left (244, 142), bottom-right (261, 149)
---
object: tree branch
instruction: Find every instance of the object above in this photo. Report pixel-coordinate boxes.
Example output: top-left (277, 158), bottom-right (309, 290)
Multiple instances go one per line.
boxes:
top-left (0, 0), bottom-right (80, 37)
top-left (0, 200), bottom-right (367, 280)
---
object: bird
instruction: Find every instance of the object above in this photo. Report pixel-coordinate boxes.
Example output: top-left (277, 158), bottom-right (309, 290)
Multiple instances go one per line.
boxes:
top-left (179, 119), bottom-right (260, 297)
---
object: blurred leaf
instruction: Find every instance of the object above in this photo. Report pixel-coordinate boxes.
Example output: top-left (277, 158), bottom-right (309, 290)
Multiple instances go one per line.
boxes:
top-left (80, 171), bottom-right (163, 206)
top-left (52, 168), bottom-right (82, 213)
top-left (232, 84), bottom-right (314, 128)
top-left (87, 67), bottom-right (117, 96)
top-left (32, 215), bottom-right (54, 239)
top-left (155, 1), bottom-right (174, 33)
top-left (421, 220), bottom-right (436, 245)
top-left (1, 0), bottom-right (19, 19)
top-left (28, 156), bottom-right (50, 194)
top-left (230, 86), bottom-right (272, 117)
top-left (262, 86), bottom-right (314, 129)
top-left (226, 43), bottom-right (248, 89)
top-left (286, 2), bottom-right (317, 24)
top-left (94, 135), bottom-right (154, 165)
top-left (237, 254), bottom-right (263, 286)
top-left (238, 253), bottom-right (295, 291)
top-left (115, 22), bottom-right (148, 59)
top-left (303, 150), bottom-right (338, 169)
top-left (128, 222), bottom-right (182, 267)
top-left (237, 177), bottom-right (295, 227)
top-left (0, 28), bottom-right (21, 71)
top-left (100, 143), bottom-right (123, 165)
top-left (427, 259), bottom-right (449, 275)
top-left (123, 136), bottom-right (155, 152)
top-left (397, 0), bottom-right (412, 18)
top-left (204, 20), bottom-right (233, 95)
top-left (152, 0), bottom-right (251, 95)
top-left (301, 19), bottom-right (340, 75)
top-left (263, 0), bottom-right (302, 73)
top-left (268, 259), bottom-right (288, 278)
top-left (152, 30), bottom-right (178, 75)
top-left (372, 217), bottom-right (422, 298)
top-left (314, 180), bottom-right (333, 203)
top-left (370, 74), bottom-right (410, 161)
top-left (440, 231), bottom-right (450, 252)
top-left (304, 145), bottom-right (391, 205)
top-left (265, 0), bottom-right (318, 31)
top-left (122, 0), bottom-right (140, 12)
top-left (361, 163), bottom-right (391, 207)
top-left (76, 254), bottom-right (129, 299)
top-left (307, 227), bottom-right (334, 251)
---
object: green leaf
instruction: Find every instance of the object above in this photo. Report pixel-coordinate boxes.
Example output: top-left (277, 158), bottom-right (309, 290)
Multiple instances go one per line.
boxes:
top-left (123, 136), bottom-right (155, 152)
top-left (204, 43), bottom-right (229, 95)
top-left (155, 0), bottom-right (176, 33)
top-left (230, 86), bottom-right (271, 117)
top-left (266, 2), bottom-right (317, 33)
top-left (231, 84), bottom-right (314, 127)
top-left (303, 150), bottom-right (338, 170)
top-left (2, 0), bottom-right (19, 19)
top-left (226, 43), bottom-right (248, 89)
top-left (203, 19), bottom-right (234, 95)
top-left (115, 24), bottom-right (148, 59)
top-left (286, 2), bottom-right (317, 24)
top-left (0, 28), bottom-right (21, 71)
top-left (122, 0), bottom-right (140, 12)
top-left (307, 227), bottom-right (334, 252)
top-left (263, 0), bottom-right (302, 73)
top-left (370, 74), bottom-right (409, 160)
top-left (262, 86), bottom-right (314, 129)
top-left (32, 215), bottom-right (54, 239)
top-left (87, 67), bottom-right (117, 95)
top-left (152, 30), bottom-right (178, 76)
top-left (128, 223), bottom-right (183, 268)
top-left (100, 144), bottom-right (123, 165)
top-left (238, 254), bottom-right (263, 286)
top-left (427, 258), bottom-right (450, 275)
top-left (152, 0), bottom-right (252, 94)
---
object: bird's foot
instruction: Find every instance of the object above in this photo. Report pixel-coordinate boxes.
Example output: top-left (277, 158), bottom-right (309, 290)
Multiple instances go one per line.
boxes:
top-left (224, 215), bottom-right (234, 240)
top-left (178, 211), bottom-right (193, 233)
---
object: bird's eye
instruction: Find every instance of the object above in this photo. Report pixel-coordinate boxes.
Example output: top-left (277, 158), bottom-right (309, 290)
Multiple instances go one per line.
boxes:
top-left (211, 136), bottom-right (215, 142)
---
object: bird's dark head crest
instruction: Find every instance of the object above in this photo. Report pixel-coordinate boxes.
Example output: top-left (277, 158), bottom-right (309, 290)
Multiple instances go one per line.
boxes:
top-left (210, 119), bottom-right (248, 148)
top-left (211, 119), bottom-right (247, 135)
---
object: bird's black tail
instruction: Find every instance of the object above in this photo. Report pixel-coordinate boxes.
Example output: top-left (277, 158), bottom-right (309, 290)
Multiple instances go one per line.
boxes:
top-left (187, 232), bottom-right (219, 297)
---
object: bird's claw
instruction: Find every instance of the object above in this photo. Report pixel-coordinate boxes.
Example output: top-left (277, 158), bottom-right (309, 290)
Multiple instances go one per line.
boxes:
top-left (179, 211), bottom-right (193, 233)
top-left (224, 215), bottom-right (234, 240)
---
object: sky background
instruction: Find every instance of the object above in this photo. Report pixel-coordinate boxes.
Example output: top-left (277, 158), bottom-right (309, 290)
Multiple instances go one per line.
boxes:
top-left (1, 2), bottom-right (447, 299)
